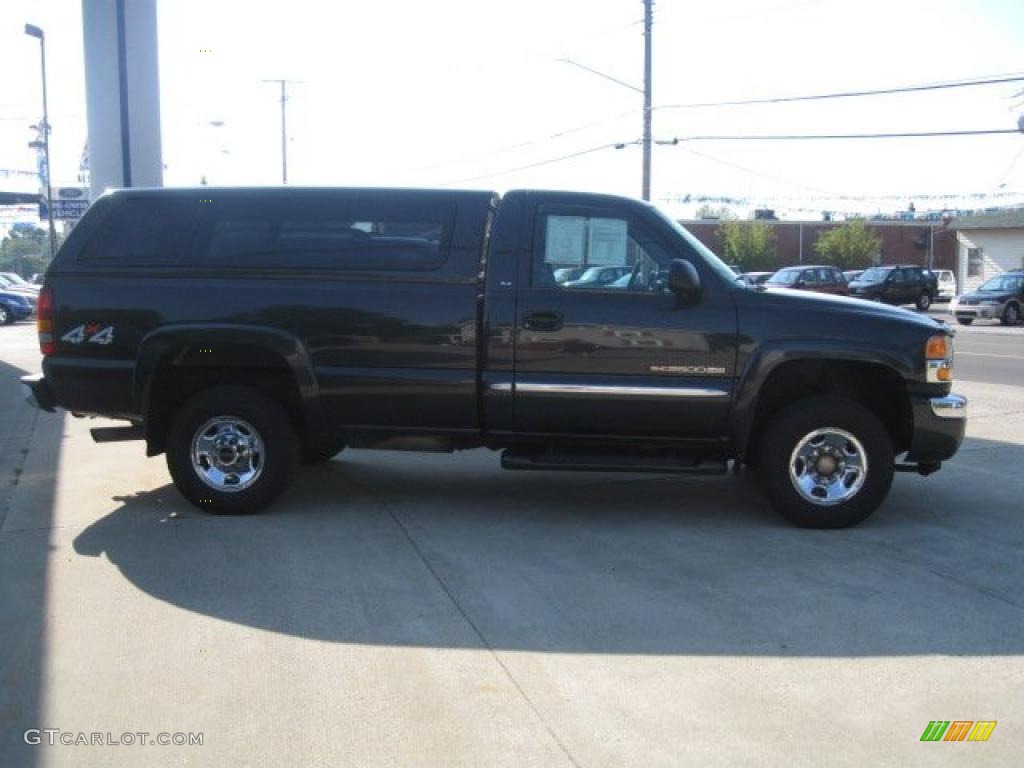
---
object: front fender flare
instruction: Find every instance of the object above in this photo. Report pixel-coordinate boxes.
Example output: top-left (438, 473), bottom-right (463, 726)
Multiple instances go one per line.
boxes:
top-left (732, 340), bottom-right (914, 460)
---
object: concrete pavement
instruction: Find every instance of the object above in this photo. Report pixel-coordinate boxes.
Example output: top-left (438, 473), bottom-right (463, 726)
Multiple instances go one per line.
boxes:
top-left (1, 321), bottom-right (1021, 767)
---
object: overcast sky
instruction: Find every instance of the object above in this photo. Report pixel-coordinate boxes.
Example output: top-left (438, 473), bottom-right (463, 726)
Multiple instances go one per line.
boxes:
top-left (1, 0), bottom-right (1022, 221)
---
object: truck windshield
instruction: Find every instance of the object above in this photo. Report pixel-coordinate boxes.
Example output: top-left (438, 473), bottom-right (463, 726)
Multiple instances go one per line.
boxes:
top-left (649, 206), bottom-right (738, 284)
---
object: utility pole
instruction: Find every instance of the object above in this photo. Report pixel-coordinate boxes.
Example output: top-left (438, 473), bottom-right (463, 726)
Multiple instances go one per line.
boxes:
top-left (559, 1), bottom-right (653, 200)
top-left (25, 24), bottom-right (56, 259)
top-left (642, 0), bottom-right (653, 201)
top-left (262, 79), bottom-right (300, 184)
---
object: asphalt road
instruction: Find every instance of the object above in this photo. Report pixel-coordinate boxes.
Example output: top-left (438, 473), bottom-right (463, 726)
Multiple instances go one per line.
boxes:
top-left (945, 322), bottom-right (1023, 386)
top-left (1, 320), bottom-right (1021, 767)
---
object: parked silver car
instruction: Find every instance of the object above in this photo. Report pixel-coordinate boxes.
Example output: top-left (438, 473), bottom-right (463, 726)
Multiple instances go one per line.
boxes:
top-left (949, 271), bottom-right (1024, 325)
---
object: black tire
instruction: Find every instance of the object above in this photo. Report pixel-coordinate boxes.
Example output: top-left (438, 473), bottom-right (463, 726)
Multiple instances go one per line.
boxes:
top-left (302, 438), bottom-right (347, 464)
top-left (756, 395), bottom-right (894, 529)
top-left (956, 317), bottom-right (973, 326)
top-left (166, 386), bottom-right (299, 514)
top-left (1001, 302), bottom-right (1021, 326)
top-left (0, 305), bottom-right (10, 325)
top-left (915, 291), bottom-right (932, 311)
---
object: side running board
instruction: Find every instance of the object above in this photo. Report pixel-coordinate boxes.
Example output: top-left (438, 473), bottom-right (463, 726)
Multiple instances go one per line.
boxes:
top-left (501, 448), bottom-right (727, 475)
top-left (90, 425), bottom-right (145, 443)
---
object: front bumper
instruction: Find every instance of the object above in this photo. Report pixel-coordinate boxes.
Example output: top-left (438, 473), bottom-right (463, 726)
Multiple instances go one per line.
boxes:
top-left (21, 373), bottom-right (57, 413)
top-left (950, 300), bottom-right (1002, 320)
top-left (906, 392), bottom-right (967, 463)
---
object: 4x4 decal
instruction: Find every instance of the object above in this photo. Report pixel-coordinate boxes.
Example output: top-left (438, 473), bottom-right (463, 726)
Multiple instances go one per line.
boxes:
top-left (62, 324), bottom-right (115, 346)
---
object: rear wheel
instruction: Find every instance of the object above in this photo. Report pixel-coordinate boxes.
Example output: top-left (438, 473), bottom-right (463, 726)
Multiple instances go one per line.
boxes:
top-left (756, 395), bottom-right (894, 528)
top-left (0, 305), bottom-right (10, 325)
top-left (915, 291), bottom-right (932, 311)
top-left (1001, 302), bottom-right (1021, 326)
top-left (956, 317), bottom-right (974, 326)
top-left (166, 386), bottom-right (299, 514)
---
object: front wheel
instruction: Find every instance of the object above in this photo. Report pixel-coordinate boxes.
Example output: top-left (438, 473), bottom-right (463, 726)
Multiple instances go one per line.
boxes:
top-left (0, 305), bottom-right (10, 325)
top-left (915, 291), bottom-right (932, 311)
top-left (1001, 302), bottom-right (1021, 326)
top-left (956, 317), bottom-right (974, 326)
top-left (166, 386), bottom-right (299, 514)
top-left (756, 395), bottom-right (894, 528)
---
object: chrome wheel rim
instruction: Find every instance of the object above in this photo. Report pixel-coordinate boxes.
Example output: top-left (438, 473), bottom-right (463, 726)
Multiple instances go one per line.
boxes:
top-left (789, 427), bottom-right (867, 506)
top-left (191, 416), bottom-right (264, 492)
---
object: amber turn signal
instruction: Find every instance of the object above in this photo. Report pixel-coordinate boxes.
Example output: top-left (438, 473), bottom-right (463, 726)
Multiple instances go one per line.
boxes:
top-left (925, 334), bottom-right (949, 360)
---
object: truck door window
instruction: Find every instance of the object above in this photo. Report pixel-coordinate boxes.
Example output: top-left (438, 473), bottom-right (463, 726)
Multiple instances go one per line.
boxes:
top-left (537, 214), bottom-right (671, 293)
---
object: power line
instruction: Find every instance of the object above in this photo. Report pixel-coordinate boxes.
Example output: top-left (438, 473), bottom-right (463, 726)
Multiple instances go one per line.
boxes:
top-left (991, 143), bottom-right (1024, 191)
top-left (656, 73), bottom-right (1024, 111)
top-left (415, 110), bottom-right (636, 173)
top-left (657, 128), bottom-right (1021, 142)
top-left (668, 144), bottom-right (900, 211)
top-left (441, 142), bottom-right (627, 186)
top-left (438, 126), bottom-right (1019, 187)
top-left (422, 72), bottom-right (1024, 176)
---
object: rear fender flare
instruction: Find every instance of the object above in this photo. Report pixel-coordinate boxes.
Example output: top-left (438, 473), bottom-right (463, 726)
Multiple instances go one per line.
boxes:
top-left (134, 324), bottom-right (320, 432)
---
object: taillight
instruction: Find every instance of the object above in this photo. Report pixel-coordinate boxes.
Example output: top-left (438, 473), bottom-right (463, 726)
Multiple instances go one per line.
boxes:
top-left (37, 285), bottom-right (54, 356)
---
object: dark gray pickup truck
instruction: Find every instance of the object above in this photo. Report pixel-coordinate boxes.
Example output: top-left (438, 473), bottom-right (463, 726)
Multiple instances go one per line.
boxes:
top-left (23, 187), bottom-right (966, 527)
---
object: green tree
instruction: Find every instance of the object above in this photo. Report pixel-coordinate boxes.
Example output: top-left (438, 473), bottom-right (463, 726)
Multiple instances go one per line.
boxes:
top-left (813, 219), bottom-right (882, 270)
top-left (0, 227), bottom-right (53, 277)
top-left (718, 219), bottom-right (777, 271)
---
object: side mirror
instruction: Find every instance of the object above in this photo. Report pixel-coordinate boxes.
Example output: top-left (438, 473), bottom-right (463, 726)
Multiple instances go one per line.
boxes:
top-left (668, 259), bottom-right (701, 303)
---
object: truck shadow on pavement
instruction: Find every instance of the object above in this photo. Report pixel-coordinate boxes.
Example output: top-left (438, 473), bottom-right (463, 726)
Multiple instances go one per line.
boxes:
top-left (72, 441), bottom-right (1024, 657)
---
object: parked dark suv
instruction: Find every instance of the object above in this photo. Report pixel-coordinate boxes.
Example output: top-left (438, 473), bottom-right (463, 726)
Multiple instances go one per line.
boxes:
top-left (848, 265), bottom-right (938, 310)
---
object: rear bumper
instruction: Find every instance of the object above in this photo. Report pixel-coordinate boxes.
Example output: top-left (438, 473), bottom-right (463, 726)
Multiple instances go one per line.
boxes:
top-left (906, 392), bottom-right (967, 463)
top-left (21, 373), bottom-right (57, 413)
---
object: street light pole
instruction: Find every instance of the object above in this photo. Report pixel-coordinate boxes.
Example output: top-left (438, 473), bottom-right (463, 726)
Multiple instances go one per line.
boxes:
top-left (25, 23), bottom-right (56, 260)
top-left (279, 81), bottom-right (287, 184)
top-left (642, 0), bottom-right (653, 201)
top-left (263, 79), bottom-right (300, 184)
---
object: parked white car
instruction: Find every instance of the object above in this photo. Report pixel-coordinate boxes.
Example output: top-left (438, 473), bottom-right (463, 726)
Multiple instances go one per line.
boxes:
top-left (932, 269), bottom-right (957, 300)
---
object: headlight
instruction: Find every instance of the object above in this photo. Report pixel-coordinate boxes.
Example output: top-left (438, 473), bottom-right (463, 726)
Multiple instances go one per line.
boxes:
top-left (925, 333), bottom-right (953, 383)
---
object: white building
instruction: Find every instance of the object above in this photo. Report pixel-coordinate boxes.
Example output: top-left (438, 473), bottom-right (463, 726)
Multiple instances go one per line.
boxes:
top-left (952, 209), bottom-right (1024, 294)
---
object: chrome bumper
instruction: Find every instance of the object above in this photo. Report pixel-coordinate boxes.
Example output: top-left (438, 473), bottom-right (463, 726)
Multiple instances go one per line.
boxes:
top-left (21, 373), bottom-right (57, 413)
top-left (930, 393), bottom-right (967, 419)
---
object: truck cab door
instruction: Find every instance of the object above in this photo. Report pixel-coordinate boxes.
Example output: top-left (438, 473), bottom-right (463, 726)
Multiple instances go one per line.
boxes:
top-left (511, 204), bottom-right (738, 440)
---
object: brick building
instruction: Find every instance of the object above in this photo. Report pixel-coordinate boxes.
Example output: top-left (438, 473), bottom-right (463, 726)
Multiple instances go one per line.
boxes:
top-left (679, 219), bottom-right (958, 272)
